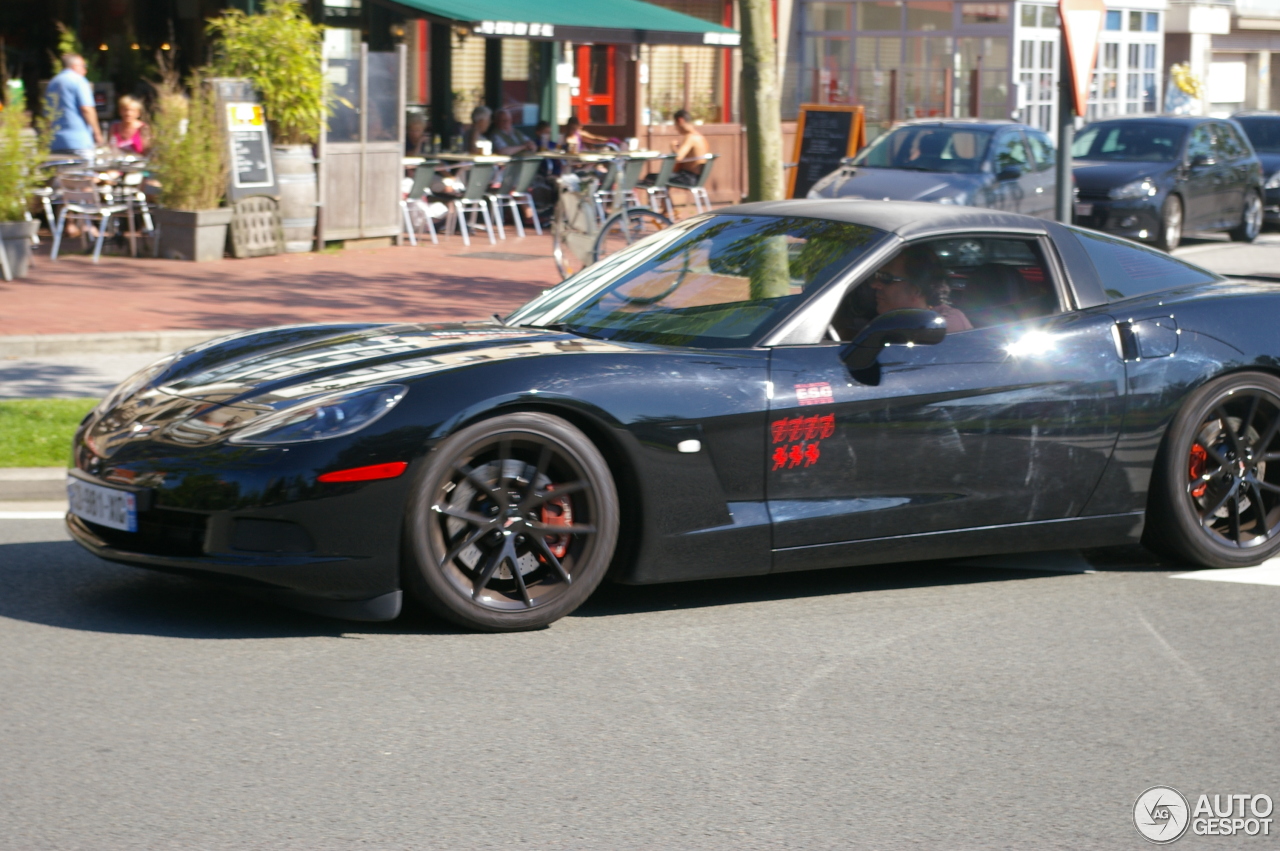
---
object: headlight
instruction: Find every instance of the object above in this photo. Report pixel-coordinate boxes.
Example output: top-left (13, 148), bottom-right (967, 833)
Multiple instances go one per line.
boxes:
top-left (96, 355), bottom-right (176, 413)
top-left (1265, 171), bottom-right (1280, 189)
top-left (934, 193), bottom-right (969, 205)
top-left (1109, 178), bottom-right (1158, 200)
top-left (228, 384), bottom-right (407, 445)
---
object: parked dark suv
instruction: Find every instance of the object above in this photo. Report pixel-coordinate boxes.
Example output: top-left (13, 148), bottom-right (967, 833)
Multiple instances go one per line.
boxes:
top-left (1072, 115), bottom-right (1264, 250)
top-left (1232, 111), bottom-right (1280, 227)
top-left (806, 119), bottom-right (1059, 219)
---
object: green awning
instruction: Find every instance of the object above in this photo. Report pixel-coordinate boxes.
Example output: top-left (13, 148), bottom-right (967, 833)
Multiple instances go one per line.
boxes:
top-left (387, 0), bottom-right (740, 46)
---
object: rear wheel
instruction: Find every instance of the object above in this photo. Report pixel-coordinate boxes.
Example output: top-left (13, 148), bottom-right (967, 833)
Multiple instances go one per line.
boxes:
top-left (592, 208), bottom-right (671, 264)
top-left (406, 412), bottom-right (619, 631)
top-left (1229, 190), bottom-right (1263, 242)
top-left (1144, 372), bottom-right (1280, 567)
top-left (1154, 194), bottom-right (1183, 252)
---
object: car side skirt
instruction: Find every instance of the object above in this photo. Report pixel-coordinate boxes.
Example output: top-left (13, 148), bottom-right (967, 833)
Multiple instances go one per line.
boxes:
top-left (771, 512), bottom-right (1145, 573)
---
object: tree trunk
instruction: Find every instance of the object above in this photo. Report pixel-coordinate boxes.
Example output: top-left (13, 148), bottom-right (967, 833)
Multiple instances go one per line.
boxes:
top-left (740, 0), bottom-right (784, 202)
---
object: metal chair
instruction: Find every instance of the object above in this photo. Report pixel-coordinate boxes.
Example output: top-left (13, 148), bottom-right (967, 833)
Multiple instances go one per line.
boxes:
top-left (401, 161), bottom-right (440, 245)
top-left (101, 169), bottom-right (156, 255)
top-left (642, 155), bottom-right (678, 220)
top-left (488, 157), bottom-right (543, 239)
top-left (442, 162), bottom-right (498, 246)
top-left (49, 173), bottom-right (134, 263)
top-left (668, 154), bottom-right (718, 215)
top-left (589, 158), bottom-right (624, 223)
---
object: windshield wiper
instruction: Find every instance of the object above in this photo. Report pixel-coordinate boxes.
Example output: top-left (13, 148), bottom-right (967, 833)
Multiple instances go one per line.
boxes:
top-left (531, 322), bottom-right (608, 340)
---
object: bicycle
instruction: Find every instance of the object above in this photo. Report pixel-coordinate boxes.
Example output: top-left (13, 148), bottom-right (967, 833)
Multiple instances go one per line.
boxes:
top-left (550, 163), bottom-right (672, 280)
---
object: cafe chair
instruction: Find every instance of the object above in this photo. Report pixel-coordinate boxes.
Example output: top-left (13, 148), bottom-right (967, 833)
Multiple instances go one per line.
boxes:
top-left (443, 162), bottom-right (498, 246)
top-left (49, 173), bottom-right (135, 263)
top-left (668, 154), bottom-right (718, 215)
top-left (488, 157), bottom-right (542, 239)
top-left (641, 155), bottom-right (678, 220)
top-left (401, 162), bottom-right (440, 246)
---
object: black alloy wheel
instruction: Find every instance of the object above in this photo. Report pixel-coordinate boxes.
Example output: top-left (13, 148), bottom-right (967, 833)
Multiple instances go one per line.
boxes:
top-left (1229, 190), bottom-right (1264, 243)
top-left (406, 412), bottom-right (619, 631)
top-left (1145, 372), bottom-right (1280, 567)
top-left (1154, 194), bottom-right (1183, 252)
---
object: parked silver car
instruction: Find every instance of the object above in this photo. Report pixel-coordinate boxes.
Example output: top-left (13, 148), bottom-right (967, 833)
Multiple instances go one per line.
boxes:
top-left (806, 119), bottom-right (1059, 219)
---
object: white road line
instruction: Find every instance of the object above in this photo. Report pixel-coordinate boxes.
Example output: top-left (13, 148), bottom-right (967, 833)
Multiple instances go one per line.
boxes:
top-left (1172, 559), bottom-right (1280, 587)
top-left (0, 511), bottom-right (67, 520)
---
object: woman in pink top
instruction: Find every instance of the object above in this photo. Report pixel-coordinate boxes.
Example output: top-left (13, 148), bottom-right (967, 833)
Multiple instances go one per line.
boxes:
top-left (107, 95), bottom-right (150, 155)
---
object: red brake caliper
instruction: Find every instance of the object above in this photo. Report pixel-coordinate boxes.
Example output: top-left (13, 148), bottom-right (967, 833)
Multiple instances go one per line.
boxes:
top-left (540, 485), bottom-right (573, 558)
top-left (1189, 444), bottom-right (1208, 498)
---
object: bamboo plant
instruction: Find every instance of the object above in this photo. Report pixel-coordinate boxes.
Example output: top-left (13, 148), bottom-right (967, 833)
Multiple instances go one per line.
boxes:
top-left (0, 93), bottom-right (50, 223)
top-left (147, 64), bottom-right (226, 210)
top-left (207, 0), bottom-right (327, 146)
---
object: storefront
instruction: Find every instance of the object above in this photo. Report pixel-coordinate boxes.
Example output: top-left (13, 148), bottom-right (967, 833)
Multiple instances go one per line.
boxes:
top-left (1165, 0), bottom-right (1280, 116)
top-left (783, 0), bottom-right (1167, 139)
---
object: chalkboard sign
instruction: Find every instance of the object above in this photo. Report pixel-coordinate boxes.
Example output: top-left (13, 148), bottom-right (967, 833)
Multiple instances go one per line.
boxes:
top-left (225, 103), bottom-right (276, 195)
top-left (788, 105), bottom-right (866, 199)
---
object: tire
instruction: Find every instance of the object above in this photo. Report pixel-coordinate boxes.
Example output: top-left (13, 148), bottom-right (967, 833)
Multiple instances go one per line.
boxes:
top-left (405, 412), bottom-right (619, 631)
top-left (1154, 194), bottom-right (1183, 252)
top-left (1228, 190), bottom-right (1263, 243)
top-left (592, 208), bottom-right (671, 264)
top-left (1144, 371), bottom-right (1280, 568)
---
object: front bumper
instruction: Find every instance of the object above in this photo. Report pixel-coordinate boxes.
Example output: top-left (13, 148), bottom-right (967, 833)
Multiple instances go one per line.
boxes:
top-left (1265, 186), bottom-right (1280, 224)
top-left (1073, 196), bottom-right (1163, 241)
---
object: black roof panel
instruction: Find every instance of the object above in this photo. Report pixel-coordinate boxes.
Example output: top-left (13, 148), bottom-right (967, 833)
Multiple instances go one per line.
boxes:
top-left (715, 200), bottom-right (1051, 240)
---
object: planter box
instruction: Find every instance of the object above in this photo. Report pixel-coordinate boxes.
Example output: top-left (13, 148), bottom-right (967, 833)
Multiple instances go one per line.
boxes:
top-left (0, 220), bottom-right (38, 279)
top-left (155, 207), bottom-right (232, 262)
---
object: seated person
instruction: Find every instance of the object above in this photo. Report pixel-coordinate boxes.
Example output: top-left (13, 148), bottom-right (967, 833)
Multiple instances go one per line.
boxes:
top-left (488, 109), bottom-right (536, 156)
top-left (833, 245), bottom-right (972, 338)
top-left (465, 106), bottom-right (492, 154)
top-left (405, 112), bottom-right (429, 156)
top-left (670, 108), bottom-right (709, 186)
top-left (561, 116), bottom-right (610, 153)
top-left (108, 95), bottom-right (150, 156)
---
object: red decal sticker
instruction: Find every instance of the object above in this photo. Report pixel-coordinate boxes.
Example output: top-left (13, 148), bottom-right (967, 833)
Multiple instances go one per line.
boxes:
top-left (802, 415), bottom-right (820, 440)
top-left (772, 445), bottom-right (790, 471)
top-left (795, 381), bottom-right (833, 406)
top-left (804, 443), bottom-right (821, 467)
top-left (770, 419), bottom-right (788, 444)
top-left (787, 416), bottom-right (805, 442)
top-left (788, 444), bottom-right (804, 468)
top-left (818, 413), bottom-right (835, 439)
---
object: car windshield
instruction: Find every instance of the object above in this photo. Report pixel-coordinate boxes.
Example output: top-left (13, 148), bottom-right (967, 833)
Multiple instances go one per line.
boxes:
top-left (507, 215), bottom-right (886, 348)
top-left (1235, 117), bottom-right (1280, 154)
top-left (851, 126), bottom-right (992, 173)
top-left (1072, 122), bottom-right (1187, 162)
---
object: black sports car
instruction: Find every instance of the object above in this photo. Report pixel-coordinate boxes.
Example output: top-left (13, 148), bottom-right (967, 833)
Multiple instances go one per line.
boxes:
top-left (68, 202), bottom-right (1280, 631)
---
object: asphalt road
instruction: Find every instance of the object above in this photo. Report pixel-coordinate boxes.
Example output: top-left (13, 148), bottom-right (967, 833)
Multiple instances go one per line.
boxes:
top-left (2, 517), bottom-right (1278, 850)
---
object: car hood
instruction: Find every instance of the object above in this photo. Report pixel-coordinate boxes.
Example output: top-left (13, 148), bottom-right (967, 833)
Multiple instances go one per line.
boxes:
top-left (159, 322), bottom-right (633, 405)
top-left (1072, 159), bottom-right (1173, 194)
top-left (808, 167), bottom-right (986, 202)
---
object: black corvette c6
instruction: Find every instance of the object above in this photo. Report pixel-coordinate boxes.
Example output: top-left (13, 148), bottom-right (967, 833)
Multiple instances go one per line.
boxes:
top-left (69, 202), bottom-right (1280, 631)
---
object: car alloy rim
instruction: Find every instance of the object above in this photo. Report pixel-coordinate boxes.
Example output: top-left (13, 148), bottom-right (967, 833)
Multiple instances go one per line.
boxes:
top-left (1185, 389), bottom-right (1280, 549)
top-left (1165, 201), bottom-right (1181, 246)
top-left (429, 433), bottom-right (599, 611)
top-left (1246, 193), bottom-right (1262, 239)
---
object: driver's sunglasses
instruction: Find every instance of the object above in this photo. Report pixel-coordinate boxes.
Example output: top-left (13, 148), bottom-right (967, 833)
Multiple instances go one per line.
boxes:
top-left (872, 270), bottom-right (908, 285)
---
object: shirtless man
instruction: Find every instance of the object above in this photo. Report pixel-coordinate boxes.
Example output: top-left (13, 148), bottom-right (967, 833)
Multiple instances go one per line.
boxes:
top-left (670, 109), bottom-right (710, 186)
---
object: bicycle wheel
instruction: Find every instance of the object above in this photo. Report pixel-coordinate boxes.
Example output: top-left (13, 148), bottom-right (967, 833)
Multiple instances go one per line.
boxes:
top-left (592, 208), bottom-right (672, 264)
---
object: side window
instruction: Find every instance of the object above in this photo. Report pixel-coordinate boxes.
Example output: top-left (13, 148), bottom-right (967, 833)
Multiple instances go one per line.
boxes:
top-left (993, 132), bottom-right (1030, 172)
top-left (1027, 130), bottom-right (1056, 171)
top-left (1071, 228), bottom-right (1220, 302)
top-left (1216, 122), bottom-right (1247, 160)
top-left (829, 236), bottom-right (1060, 340)
top-left (1187, 124), bottom-right (1214, 162)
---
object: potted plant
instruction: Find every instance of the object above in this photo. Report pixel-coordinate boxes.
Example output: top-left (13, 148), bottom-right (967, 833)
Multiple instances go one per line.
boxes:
top-left (208, 0), bottom-right (326, 252)
top-left (0, 93), bottom-right (49, 279)
top-left (149, 70), bottom-right (230, 262)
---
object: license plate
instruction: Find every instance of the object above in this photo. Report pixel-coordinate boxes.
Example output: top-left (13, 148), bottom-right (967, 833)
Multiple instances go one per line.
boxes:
top-left (67, 476), bottom-right (138, 532)
top-left (1074, 202), bottom-right (1093, 217)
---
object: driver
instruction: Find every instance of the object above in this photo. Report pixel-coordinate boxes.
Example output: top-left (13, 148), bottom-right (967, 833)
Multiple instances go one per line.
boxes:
top-left (867, 245), bottom-right (972, 333)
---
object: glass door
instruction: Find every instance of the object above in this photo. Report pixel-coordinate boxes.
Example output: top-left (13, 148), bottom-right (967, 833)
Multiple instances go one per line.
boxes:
top-left (572, 45), bottom-right (616, 124)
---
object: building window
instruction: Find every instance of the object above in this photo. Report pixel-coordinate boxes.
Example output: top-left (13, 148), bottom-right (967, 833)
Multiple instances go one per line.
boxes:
top-left (1128, 10), bottom-right (1142, 31)
top-left (1105, 10), bottom-right (1121, 31)
top-left (1145, 12), bottom-right (1159, 32)
top-left (960, 3), bottom-right (1008, 25)
top-left (907, 1), bottom-right (953, 32)
top-left (808, 2), bottom-right (853, 30)
top-left (858, 2), bottom-right (904, 30)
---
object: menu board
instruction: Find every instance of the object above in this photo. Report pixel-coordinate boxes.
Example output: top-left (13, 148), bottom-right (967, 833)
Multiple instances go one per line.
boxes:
top-left (226, 103), bottom-right (275, 195)
top-left (788, 105), bottom-right (866, 199)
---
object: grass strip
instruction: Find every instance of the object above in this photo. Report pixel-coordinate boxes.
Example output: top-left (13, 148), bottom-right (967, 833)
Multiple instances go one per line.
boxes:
top-left (0, 399), bottom-right (97, 467)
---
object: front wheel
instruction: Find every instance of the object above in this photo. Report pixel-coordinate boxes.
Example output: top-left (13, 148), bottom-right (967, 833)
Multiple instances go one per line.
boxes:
top-left (1154, 194), bottom-right (1183, 252)
top-left (405, 412), bottom-right (619, 631)
top-left (1144, 372), bottom-right (1280, 568)
top-left (1229, 190), bottom-right (1263, 243)
top-left (592, 208), bottom-right (671, 264)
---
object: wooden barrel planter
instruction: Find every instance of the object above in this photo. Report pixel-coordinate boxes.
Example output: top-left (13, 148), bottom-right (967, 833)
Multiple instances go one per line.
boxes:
top-left (273, 145), bottom-right (317, 253)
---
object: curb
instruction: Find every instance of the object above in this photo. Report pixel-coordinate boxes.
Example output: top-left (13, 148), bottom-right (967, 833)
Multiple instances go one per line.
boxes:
top-left (0, 468), bottom-right (69, 501)
top-left (0, 329), bottom-right (235, 358)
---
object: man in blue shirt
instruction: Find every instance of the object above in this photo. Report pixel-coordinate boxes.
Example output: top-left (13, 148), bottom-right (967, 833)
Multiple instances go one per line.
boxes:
top-left (45, 54), bottom-right (103, 158)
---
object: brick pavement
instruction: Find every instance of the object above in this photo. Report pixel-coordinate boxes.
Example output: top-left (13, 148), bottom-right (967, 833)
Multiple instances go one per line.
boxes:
top-left (0, 234), bottom-right (563, 336)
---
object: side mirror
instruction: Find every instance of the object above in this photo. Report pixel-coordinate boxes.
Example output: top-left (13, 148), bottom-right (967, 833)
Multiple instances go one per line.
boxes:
top-left (1190, 153), bottom-right (1216, 168)
top-left (842, 309), bottom-right (947, 371)
top-left (997, 164), bottom-right (1023, 182)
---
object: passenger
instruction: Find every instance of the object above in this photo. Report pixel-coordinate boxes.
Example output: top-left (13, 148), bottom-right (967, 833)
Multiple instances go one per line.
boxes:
top-left (868, 245), bottom-right (972, 332)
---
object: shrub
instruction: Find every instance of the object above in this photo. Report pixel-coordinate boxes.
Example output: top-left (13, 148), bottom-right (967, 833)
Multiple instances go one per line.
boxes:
top-left (0, 93), bottom-right (50, 223)
top-left (148, 64), bottom-right (226, 210)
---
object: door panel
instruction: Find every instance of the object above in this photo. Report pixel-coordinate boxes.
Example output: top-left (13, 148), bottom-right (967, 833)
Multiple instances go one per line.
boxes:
top-left (1183, 124), bottom-right (1221, 228)
top-left (766, 311), bottom-right (1126, 549)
